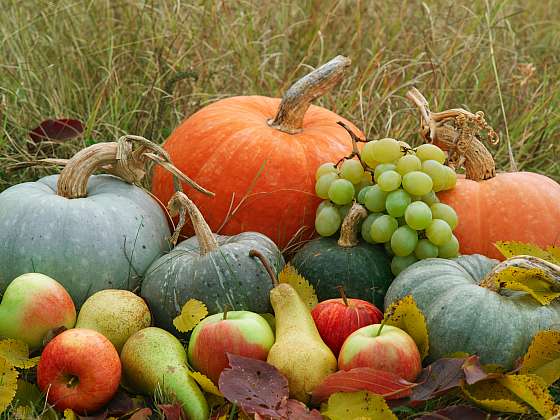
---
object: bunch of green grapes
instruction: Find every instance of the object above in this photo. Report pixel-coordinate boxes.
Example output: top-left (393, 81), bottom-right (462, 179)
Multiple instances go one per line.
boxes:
top-left (314, 138), bottom-right (460, 276)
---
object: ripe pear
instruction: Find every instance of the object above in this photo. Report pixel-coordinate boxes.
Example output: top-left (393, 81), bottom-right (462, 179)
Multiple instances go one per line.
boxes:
top-left (121, 327), bottom-right (208, 420)
top-left (75, 290), bottom-right (151, 353)
top-left (266, 283), bottom-right (337, 402)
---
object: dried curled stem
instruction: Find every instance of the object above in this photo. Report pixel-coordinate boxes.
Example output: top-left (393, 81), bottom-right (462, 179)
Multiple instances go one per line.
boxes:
top-left (406, 88), bottom-right (499, 181)
top-left (337, 203), bottom-right (368, 248)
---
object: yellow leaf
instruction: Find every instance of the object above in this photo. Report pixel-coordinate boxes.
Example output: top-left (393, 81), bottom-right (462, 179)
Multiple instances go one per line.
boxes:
top-left (495, 241), bottom-right (560, 264)
top-left (188, 370), bottom-right (223, 396)
top-left (383, 295), bottom-right (429, 359)
top-left (278, 264), bottom-right (318, 310)
top-left (463, 380), bottom-right (527, 414)
top-left (519, 330), bottom-right (560, 385)
top-left (173, 299), bottom-right (208, 333)
top-left (499, 374), bottom-right (560, 418)
top-left (321, 391), bottom-right (397, 420)
top-left (14, 406), bottom-right (31, 419)
top-left (0, 357), bottom-right (18, 414)
top-left (0, 340), bottom-right (39, 369)
top-left (63, 408), bottom-right (77, 420)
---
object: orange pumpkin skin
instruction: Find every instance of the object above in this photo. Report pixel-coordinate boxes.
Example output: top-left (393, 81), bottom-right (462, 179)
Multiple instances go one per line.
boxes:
top-left (438, 172), bottom-right (560, 260)
top-left (151, 96), bottom-right (360, 248)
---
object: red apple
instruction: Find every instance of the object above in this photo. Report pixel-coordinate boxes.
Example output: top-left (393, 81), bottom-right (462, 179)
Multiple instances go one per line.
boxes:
top-left (187, 310), bottom-right (275, 384)
top-left (338, 324), bottom-right (422, 382)
top-left (311, 287), bottom-right (383, 356)
top-left (37, 328), bottom-right (121, 414)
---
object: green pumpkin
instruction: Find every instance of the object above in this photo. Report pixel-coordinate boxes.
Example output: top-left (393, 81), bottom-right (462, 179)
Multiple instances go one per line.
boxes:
top-left (291, 203), bottom-right (393, 308)
top-left (384, 254), bottom-right (560, 369)
top-left (141, 192), bottom-right (284, 332)
top-left (0, 143), bottom-right (171, 307)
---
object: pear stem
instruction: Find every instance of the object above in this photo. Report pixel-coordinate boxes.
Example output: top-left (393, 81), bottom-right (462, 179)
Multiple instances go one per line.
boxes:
top-left (336, 285), bottom-right (349, 306)
top-left (249, 249), bottom-right (279, 287)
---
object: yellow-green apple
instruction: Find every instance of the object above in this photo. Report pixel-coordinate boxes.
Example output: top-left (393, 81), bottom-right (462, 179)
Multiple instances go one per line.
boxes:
top-left (338, 324), bottom-right (422, 381)
top-left (311, 287), bottom-right (383, 356)
top-left (37, 328), bottom-right (121, 414)
top-left (0, 273), bottom-right (76, 349)
top-left (187, 310), bottom-right (275, 384)
top-left (75, 289), bottom-right (151, 353)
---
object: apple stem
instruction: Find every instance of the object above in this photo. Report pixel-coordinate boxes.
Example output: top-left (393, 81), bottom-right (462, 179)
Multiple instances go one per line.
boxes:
top-left (375, 320), bottom-right (386, 337)
top-left (249, 249), bottom-right (279, 287)
top-left (223, 304), bottom-right (230, 320)
top-left (66, 375), bottom-right (79, 388)
top-left (336, 285), bottom-right (349, 306)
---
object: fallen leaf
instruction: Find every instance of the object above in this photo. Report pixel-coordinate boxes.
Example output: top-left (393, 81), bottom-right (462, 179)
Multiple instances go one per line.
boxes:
top-left (218, 354), bottom-right (288, 418)
top-left (129, 408), bottom-right (153, 420)
top-left (13, 379), bottom-right (42, 407)
top-left (189, 370), bottom-right (223, 396)
top-left (0, 339), bottom-right (39, 369)
top-left (463, 380), bottom-right (528, 414)
top-left (311, 368), bottom-right (416, 404)
top-left (495, 241), bottom-right (560, 264)
top-left (416, 405), bottom-right (497, 420)
top-left (518, 330), bottom-right (560, 385)
top-left (489, 264), bottom-right (560, 304)
top-left (173, 299), bottom-right (208, 333)
top-left (157, 403), bottom-right (183, 420)
top-left (285, 399), bottom-right (323, 419)
top-left (29, 119), bottom-right (84, 143)
top-left (499, 374), bottom-right (560, 418)
top-left (0, 357), bottom-right (18, 413)
top-left (384, 295), bottom-right (429, 359)
top-left (103, 389), bottom-right (145, 417)
top-left (462, 356), bottom-right (491, 385)
top-left (278, 264), bottom-right (318, 310)
top-left (321, 391), bottom-right (397, 420)
top-left (63, 409), bottom-right (77, 420)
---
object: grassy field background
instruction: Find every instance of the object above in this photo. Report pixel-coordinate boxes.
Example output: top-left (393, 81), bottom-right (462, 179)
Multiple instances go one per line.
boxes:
top-left (0, 0), bottom-right (559, 191)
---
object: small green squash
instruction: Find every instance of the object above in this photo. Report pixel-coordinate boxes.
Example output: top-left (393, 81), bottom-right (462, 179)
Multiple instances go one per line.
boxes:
top-left (384, 254), bottom-right (560, 369)
top-left (291, 203), bottom-right (393, 308)
top-left (141, 192), bottom-right (285, 332)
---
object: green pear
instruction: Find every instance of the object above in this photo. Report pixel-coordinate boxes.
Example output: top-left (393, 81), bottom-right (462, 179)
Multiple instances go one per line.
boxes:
top-left (120, 327), bottom-right (208, 420)
top-left (75, 289), bottom-right (151, 353)
top-left (266, 283), bottom-right (337, 403)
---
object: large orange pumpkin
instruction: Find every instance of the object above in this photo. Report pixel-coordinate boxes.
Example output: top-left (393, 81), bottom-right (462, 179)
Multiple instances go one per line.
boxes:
top-left (407, 88), bottom-right (560, 260)
top-left (152, 56), bottom-right (360, 249)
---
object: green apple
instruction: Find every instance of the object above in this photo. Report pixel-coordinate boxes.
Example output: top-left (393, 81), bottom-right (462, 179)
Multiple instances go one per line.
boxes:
top-left (75, 289), bottom-right (151, 353)
top-left (0, 273), bottom-right (76, 348)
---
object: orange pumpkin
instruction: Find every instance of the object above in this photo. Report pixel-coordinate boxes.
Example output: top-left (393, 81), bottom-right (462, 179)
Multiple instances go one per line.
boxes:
top-left (152, 56), bottom-right (361, 249)
top-left (407, 88), bottom-right (560, 260)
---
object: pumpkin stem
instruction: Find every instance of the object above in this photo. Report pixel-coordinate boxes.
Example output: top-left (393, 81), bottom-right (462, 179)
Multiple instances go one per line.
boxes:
top-left (406, 88), bottom-right (500, 182)
top-left (336, 285), bottom-right (349, 306)
top-left (168, 191), bottom-right (219, 252)
top-left (479, 255), bottom-right (560, 297)
top-left (56, 135), bottom-right (214, 199)
top-left (249, 249), bottom-right (279, 287)
top-left (268, 55), bottom-right (351, 134)
top-left (338, 203), bottom-right (368, 248)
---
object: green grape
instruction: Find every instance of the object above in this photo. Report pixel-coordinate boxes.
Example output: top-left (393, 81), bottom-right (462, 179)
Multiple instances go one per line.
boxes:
top-left (391, 255), bottom-right (418, 276)
top-left (384, 241), bottom-right (394, 256)
top-left (442, 165), bottom-right (457, 190)
top-left (364, 185), bottom-right (388, 212)
top-left (390, 226), bottom-right (418, 257)
top-left (404, 201), bottom-right (432, 230)
top-left (402, 171), bottom-right (433, 196)
top-left (415, 144), bottom-right (447, 163)
top-left (373, 163), bottom-right (397, 183)
top-left (370, 138), bottom-right (402, 163)
top-left (328, 179), bottom-right (355, 205)
top-left (377, 170), bottom-right (402, 192)
top-left (315, 162), bottom-right (337, 180)
top-left (315, 207), bottom-right (341, 237)
top-left (426, 219), bottom-right (453, 246)
top-left (316, 200), bottom-right (334, 215)
top-left (385, 189), bottom-right (411, 218)
top-left (396, 154), bottom-right (422, 176)
top-left (370, 215), bottom-right (398, 243)
top-left (421, 159), bottom-right (446, 191)
top-left (361, 213), bottom-right (382, 243)
top-left (338, 203), bottom-right (353, 220)
top-left (421, 191), bottom-right (440, 206)
top-left (315, 172), bottom-right (338, 199)
top-left (357, 185), bottom-right (374, 204)
top-left (414, 239), bottom-right (439, 259)
top-left (340, 159), bottom-right (365, 184)
top-left (361, 142), bottom-right (379, 168)
top-left (438, 234), bottom-right (460, 258)
top-left (431, 203), bottom-right (458, 230)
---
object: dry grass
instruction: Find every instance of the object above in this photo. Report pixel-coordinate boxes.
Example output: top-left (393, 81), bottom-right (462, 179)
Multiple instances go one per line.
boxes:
top-left (1, 0), bottom-right (559, 191)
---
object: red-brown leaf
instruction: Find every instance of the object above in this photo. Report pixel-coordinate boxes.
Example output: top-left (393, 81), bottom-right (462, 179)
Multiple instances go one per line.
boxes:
top-left (462, 356), bottom-right (490, 385)
top-left (129, 408), bottom-right (153, 420)
top-left (417, 404), bottom-right (498, 420)
top-left (29, 118), bottom-right (84, 143)
top-left (285, 399), bottom-right (323, 419)
top-left (311, 368), bottom-right (416, 404)
top-left (157, 403), bottom-right (184, 420)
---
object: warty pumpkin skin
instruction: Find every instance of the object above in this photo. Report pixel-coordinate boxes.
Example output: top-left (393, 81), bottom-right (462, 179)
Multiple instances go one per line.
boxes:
top-left (141, 192), bottom-right (285, 333)
top-left (151, 56), bottom-right (361, 249)
top-left (384, 255), bottom-right (560, 369)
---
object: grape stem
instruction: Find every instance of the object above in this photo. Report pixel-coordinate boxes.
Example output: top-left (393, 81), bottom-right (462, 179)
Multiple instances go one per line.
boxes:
top-left (335, 121), bottom-right (369, 169)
